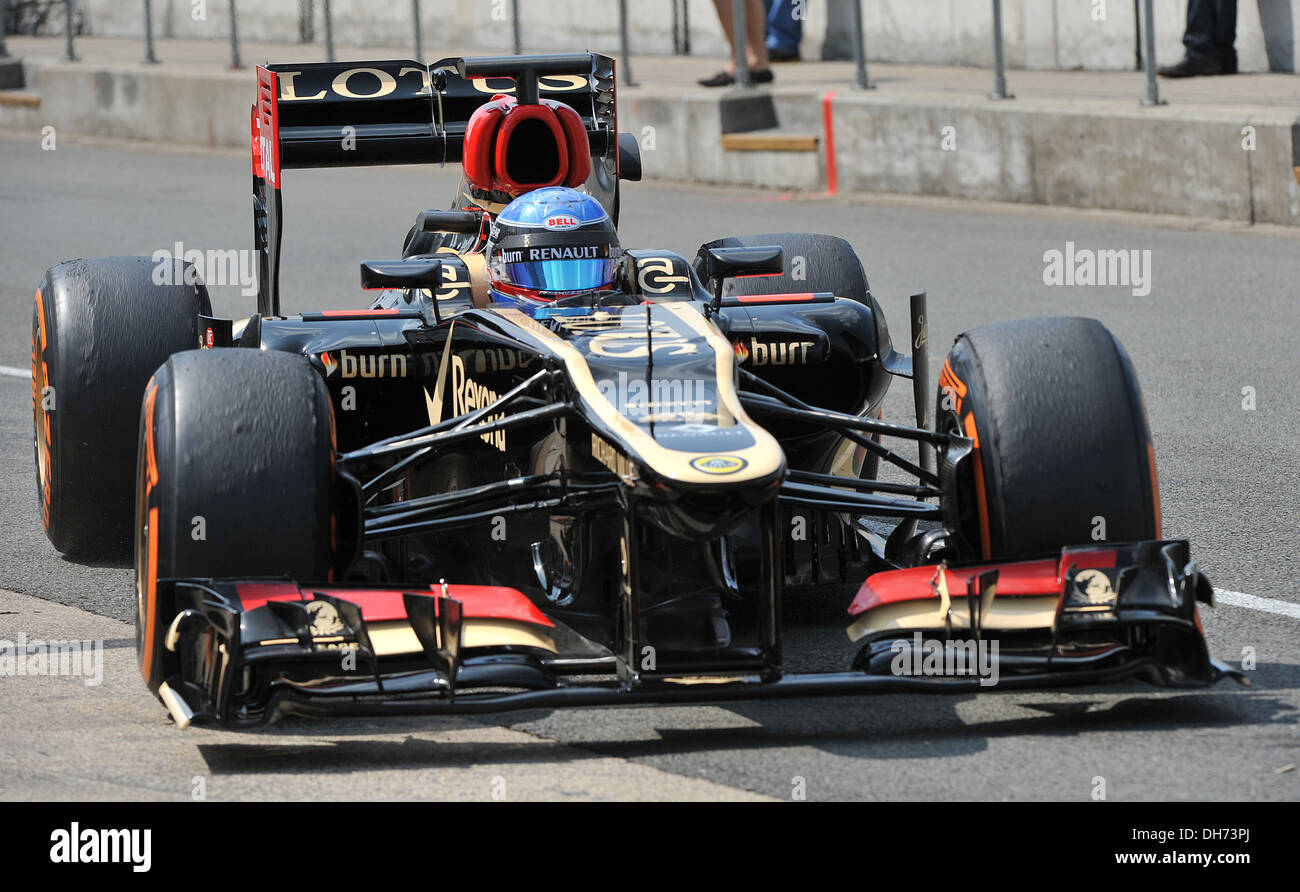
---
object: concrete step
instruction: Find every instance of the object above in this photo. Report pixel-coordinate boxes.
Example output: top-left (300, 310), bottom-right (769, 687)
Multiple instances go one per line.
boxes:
top-left (0, 90), bottom-right (40, 109)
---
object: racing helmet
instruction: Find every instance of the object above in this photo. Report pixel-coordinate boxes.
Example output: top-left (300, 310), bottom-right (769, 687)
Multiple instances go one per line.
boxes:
top-left (486, 187), bottom-right (621, 310)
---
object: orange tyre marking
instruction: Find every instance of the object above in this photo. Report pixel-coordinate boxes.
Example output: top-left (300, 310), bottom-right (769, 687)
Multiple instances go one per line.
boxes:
top-left (35, 288), bottom-right (46, 349)
top-left (33, 288), bottom-right (52, 529)
top-left (139, 382), bottom-right (159, 680)
top-left (141, 507), bottom-right (159, 679)
top-left (939, 359), bottom-right (967, 415)
top-left (143, 382), bottom-right (159, 488)
top-left (963, 412), bottom-right (992, 559)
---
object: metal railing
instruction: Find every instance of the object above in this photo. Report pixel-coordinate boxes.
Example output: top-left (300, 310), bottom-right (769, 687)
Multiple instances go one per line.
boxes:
top-left (1139, 0), bottom-right (1164, 106)
top-left (990, 0), bottom-right (1011, 99)
top-left (0, 0), bottom-right (1164, 106)
top-left (62, 0), bottom-right (74, 60)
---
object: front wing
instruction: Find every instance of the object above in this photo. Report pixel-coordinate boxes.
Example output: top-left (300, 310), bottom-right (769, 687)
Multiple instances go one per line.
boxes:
top-left (152, 540), bottom-right (1242, 728)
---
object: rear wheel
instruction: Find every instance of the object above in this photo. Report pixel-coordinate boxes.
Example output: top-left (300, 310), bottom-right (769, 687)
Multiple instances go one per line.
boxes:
top-left (937, 316), bottom-right (1160, 561)
top-left (695, 232), bottom-right (887, 479)
top-left (693, 231), bottom-right (873, 305)
top-left (34, 256), bottom-right (210, 557)
top-left (135, 350), bottom-right (338, 694)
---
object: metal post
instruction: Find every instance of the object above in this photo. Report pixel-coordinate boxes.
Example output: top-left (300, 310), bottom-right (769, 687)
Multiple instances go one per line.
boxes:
top-left (298, 0), bottom-right (313, 43)
top-left (0, 0), bottom-right (9, 57)
top-left (849, 0), bottom-right (872, 89)
top-left (732, 0), bottom-right (750, 88)
top-left (63, 0), bottom-right (77, 61)
top-left (990, 0), bottom-right (1012, 99)
top-left (323, 0), bottom-right (335, 61)
top-left (227, 0), bottom-right (241, 69)
top-left (511, 0), bottom-right (521, 54)
top-left (143, 0), bottom-right (158, 63)
top-left (412, 0), bottom-right (422, 62)
top-left (1140, 0), bottom-right (1165, 105)
top-left (618, 0), bottom-right (637, 86)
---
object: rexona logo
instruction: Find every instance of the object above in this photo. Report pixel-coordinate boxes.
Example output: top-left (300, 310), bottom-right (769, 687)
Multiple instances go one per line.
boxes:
top-left (451, 354), bottom-right (507, 451)
top-left (734, 338), bottom-right (815, 366)
top-left (544, 214), bottom-right (580, 231)
top-left (322, 349), bottom-right (408, 379)
top-left (690, 454), bottom-right (747, 475)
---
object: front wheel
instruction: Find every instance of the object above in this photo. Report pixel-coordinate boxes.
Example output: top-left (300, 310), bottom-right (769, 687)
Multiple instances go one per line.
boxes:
top-left (135, 350), bottom-right (340, 694)
top-left (936, 316), bottom-right (1161, 561)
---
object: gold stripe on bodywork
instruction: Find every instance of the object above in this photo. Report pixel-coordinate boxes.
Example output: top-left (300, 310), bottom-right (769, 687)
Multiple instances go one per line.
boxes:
top-left (424, 320), bottom-right (455, 427)
top-left (498, 306), bottom-right (785, 486)
top-left (846, 596), bottom-right (1060, 643)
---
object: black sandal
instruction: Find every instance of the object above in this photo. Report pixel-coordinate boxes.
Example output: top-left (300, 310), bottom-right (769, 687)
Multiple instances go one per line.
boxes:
top-left (697, 70), bottom-right (735, 87)
top-left (697, 69), bottom-right (774, 87)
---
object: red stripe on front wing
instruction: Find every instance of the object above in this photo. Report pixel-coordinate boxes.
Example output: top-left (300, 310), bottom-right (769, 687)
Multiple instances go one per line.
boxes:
top-left (848, 550), bottom-right (1118, 616)
top-left (236, 583), bottom-right (554, 627)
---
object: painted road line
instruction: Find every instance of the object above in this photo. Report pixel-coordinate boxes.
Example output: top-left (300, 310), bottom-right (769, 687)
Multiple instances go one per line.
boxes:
top-left (1214, 588), bottom-right (1300, 620)
top-left (0, 366), bottom-right (30, 378)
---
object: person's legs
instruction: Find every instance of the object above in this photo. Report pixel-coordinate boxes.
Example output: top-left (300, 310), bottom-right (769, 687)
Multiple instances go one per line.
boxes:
top-left (745, 0), bottom-right (771, 69)
top-left (713, 0), bottom-right (739, 72)
top-left (1161, 0), bottom-right (1236, 76)
top-left (1214, 0), bottom-right (1238, 73)
top-left (701, 0), bottom-right (773, 85)
top-left (1182, 0), bottom-right (1220, 62)
top-left (766, 0), bottom-right (803, 59)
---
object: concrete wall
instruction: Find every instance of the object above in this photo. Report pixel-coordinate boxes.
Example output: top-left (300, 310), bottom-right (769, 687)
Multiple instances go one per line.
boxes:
top-left (70, 0), bottom-right (1300, 73)
top-left (4, 60), bottom-right (1295, 226)
top-left (616, 85), bottom-right (1300, 225)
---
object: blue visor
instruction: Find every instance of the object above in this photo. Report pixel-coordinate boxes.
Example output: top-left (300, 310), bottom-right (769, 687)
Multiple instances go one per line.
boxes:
top-left (500, 258), bottom-right (617, 294)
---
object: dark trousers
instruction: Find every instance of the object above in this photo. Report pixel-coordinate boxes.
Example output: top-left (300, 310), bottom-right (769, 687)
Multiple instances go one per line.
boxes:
top-left (1184, 0), bottom-right (1238, 68)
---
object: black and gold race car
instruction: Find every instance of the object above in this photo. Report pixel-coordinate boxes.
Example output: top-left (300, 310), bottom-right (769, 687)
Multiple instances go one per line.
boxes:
top-left (31, 53), bottom-right (1240, 727)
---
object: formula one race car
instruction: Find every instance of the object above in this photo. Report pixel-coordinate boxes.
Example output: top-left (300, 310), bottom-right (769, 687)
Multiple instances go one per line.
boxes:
top-left (31, 53), bottom-right (1239, 727)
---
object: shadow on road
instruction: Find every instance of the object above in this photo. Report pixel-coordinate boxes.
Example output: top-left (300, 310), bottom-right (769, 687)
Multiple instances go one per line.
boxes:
top-left (189, 663), bottom-right (1297, 774)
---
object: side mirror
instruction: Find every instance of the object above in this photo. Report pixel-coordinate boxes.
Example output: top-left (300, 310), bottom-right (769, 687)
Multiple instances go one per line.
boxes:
top-left (360, 258), bottom-right (443, 292)
top-left (703, 245), bottom-right (785, 281)
top-left (701, 245), bottom-right (785, 314)
top-left (617, 132), bottom-right (642, 182)
top-left (360, 259), bottom-right (445, 323)
top-left (418, 210), bottom-right (485, 235)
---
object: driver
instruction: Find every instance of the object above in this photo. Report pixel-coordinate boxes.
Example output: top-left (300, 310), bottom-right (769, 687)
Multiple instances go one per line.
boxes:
top-left (485, 186), bottom-right (622, 316)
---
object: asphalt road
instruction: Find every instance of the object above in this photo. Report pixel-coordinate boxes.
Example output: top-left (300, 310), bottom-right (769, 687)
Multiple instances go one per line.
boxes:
top-left (0, 131), bottom-right (1297, 801)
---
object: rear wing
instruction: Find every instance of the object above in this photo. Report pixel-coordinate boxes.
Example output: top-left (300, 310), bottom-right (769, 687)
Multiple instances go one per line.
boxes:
top-left (251, 53), bottom-right (620, 317)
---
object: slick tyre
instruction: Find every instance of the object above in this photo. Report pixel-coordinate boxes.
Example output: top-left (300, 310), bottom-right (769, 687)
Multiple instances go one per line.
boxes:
top-left (937, 316), bottom-right (1160, 561)
top-left (33, 256), bottom-right (211, 557)
top-left (135, 350), bottom-right (336, 694)
top-left (696, 232), bottom-right (886, 477)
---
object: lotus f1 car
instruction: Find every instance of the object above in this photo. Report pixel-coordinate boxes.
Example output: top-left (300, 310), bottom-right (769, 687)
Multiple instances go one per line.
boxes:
top-left (30, 53), bottom-right (1241, 727)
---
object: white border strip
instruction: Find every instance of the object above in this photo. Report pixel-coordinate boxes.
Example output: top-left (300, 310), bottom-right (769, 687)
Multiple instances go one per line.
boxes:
top-left (1214, 589), bottom-right (1300, 620)
top-left (0, 366), bottom-right (29, 379)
